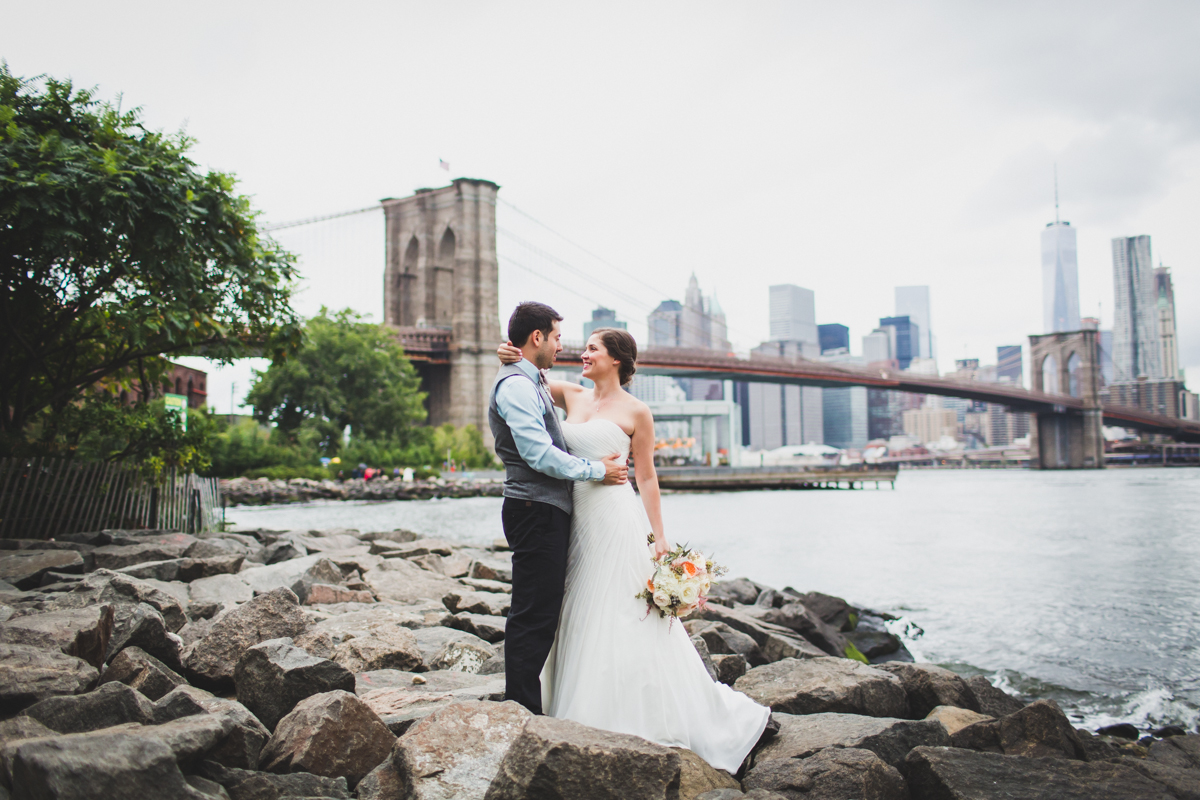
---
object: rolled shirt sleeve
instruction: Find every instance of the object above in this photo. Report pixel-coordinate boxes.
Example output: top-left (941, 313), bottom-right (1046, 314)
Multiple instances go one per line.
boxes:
top-left (494, 372), bottom-right (606, 482)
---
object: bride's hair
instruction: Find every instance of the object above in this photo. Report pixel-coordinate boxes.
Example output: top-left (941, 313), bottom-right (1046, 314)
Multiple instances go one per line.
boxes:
top-left (591, 328), bottom-right (637, 386)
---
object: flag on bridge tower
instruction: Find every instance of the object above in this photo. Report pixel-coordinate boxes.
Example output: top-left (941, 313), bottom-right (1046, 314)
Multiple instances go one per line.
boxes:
top-left (438, 159), bottom-right (450, 172)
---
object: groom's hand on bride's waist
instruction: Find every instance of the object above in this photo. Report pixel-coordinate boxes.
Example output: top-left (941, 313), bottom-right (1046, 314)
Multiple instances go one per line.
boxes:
top-left (600, 453), bottom-right (629, 485)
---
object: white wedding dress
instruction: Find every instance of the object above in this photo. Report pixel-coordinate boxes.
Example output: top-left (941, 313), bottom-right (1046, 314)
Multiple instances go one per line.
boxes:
top-left (541, 418), bottom-right (770, 773)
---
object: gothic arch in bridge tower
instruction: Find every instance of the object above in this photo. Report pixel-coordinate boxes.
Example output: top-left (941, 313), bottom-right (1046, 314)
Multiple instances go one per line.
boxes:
top-left (1028, 329), bottom-right (1104, 469)
top-left (381, 179), bottom-right (501, 446)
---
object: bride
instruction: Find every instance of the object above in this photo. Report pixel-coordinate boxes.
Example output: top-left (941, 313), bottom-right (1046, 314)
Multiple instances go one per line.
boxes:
top-left (497, 327), bottom-right (769, 773)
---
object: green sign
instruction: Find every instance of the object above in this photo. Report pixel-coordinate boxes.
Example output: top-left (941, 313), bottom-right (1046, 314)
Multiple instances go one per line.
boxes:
top-left (164, 393), bottom-right (188, 432)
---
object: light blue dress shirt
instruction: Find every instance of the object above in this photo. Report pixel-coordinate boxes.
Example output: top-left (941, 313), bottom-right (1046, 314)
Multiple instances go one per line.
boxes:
top-left (494, 359), bottom-right (606, 482)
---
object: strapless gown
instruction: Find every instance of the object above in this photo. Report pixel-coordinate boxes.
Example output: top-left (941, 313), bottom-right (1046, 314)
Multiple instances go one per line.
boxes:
top-left (541, 418), bottom-right (770, 773)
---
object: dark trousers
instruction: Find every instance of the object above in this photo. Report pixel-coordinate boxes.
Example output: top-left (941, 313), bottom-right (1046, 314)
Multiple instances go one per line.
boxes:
top-left (501, 497), bottom-right (570, 715)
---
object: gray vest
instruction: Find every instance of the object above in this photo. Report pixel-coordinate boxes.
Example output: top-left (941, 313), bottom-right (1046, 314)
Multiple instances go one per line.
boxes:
top-left (488, 363), bottom-right (574, 514)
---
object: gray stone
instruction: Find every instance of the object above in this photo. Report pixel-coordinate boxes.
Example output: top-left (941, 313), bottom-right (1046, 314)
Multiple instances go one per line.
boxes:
top-left (365, 559), bottom-right (470, 607)
top-left (182, 587), bottom-right (309, 690)
top-left (686, 620), bottom-right (761, 663)
top-left (34, 570), bottom-right (187, 632)
top-left (117, 555), bottom-right (245, 583)
top-left (238, 555), bottom-right (328, 595)
top-left (100, 645), bottom-right (187, 700)
top-left (905, 745), bottom-right (1177, 799)
top-left (413, 627), bottom-right (496, 673)
top-left (734, 658), bottom-right (907, 718)
top-left (22, 681), bottom-right (156, 733)
top-left (259, 690), bottom-right (395, 787)
top-left (468, 558), bottom-right (513, 583)
top-left (370, 539), bottom-right (455, 558)
top-left (693, 605), bottom-right (825, 664)
top-left (185, 774), bottom-right (231, 799)
top-left (753, 712), bottom-right (949, 769)
top-left (186, 538), bottom-right (255, 560)
top-left (105, 602), bottom-right (182, 668)
top-left (92, 543), bottom-right (190, 570)
top-left (443, 590), bottom-right (511, 618)
top-left (461, 577), bottom-right (512, 594)
top-left (198, 760), bottom-right (352, 799)
top-left (234, 638), bottom-right (356, 731)
top-left (0, 642), bottom-right (97, 715)
top-left (355, 759), bottom-right (403, 800)
top-left (1148, 733), bottom-right (1200, 769)
top-left (873, 662), bottom-right (980, 719)
top-left (741, 603), bottom-right (849, 658)
top-left (706, 578), bottom-right (763, 606)
top-left (330, 626), bottom-right (423, 673)
top-left (479, 643), bottom-right (506, 675)
top-left (484, 715), bottom-right (682, 800)
top-left (691, 634), bottom-right (719, 681)
top-left (8, 728), bottom-right (210, 800)
top-left (190, 574), bottom-right (255, 607)
top-left (0, 604), bottom-right (114, 668)
top-left (447, 612), bottom-right (507, 643)
top-left (0, 550), bottom-right (84, 590)
top-left (262, 541), bottom-right (307, 564)
top-left (155, 688), bottom-right (271, 770)
top-left (847, 629), bottom-right (903, 661)
top-left (289, 558), bottom-right (344, 604)
top-left (745, 746), bottom-right (908, 800)
top-left (964, 675), bottom-right (1024, 718)
top-left (674, 747), bottom-right (741, 800)
top-left (793, 591), bottom-right (857, 631)
top-left (925, 705), bottom-right (994, 736)
top-left (712, 654), bottom-right (747, 686)
top-left (303, 583), bottom-right (375, 604)
top-left (1115, 755), bottom-right (1200, 800)
top-left (392, 700), bottom-right (533, 800)
top-left (950, 699), bottom-right (1087, 760)
top-left (152, 713), bottom-right (240, 770)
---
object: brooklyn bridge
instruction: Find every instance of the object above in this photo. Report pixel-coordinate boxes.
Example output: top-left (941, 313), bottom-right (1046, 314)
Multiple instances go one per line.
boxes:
top-left (268, 178), bottom-right (1200, 469)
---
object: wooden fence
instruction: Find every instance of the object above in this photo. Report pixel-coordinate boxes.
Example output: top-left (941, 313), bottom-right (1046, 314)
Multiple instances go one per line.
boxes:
top-left (0, 458), bottom-right (222, 540)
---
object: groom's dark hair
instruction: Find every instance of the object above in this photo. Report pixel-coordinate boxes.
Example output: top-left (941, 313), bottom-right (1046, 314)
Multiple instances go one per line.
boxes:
top-left (508, 302), bottom-right (563, 347)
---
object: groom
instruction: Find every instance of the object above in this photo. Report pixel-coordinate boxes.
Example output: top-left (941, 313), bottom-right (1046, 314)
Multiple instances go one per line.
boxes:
top-left (488, 301), bottom-right (628, 715)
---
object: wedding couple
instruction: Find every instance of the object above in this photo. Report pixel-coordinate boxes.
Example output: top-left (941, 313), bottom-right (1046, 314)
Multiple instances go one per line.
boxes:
top-left (488, 301), bottom-right (769, 773)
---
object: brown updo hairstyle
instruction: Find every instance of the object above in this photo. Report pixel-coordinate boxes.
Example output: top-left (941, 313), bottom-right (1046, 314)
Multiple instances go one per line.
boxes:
top-left (591, 327), bottom-right (638, 386)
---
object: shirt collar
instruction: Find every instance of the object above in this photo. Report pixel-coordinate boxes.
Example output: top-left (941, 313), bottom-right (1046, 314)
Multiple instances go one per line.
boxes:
top-left (514, 358), bottom-right (542, 383)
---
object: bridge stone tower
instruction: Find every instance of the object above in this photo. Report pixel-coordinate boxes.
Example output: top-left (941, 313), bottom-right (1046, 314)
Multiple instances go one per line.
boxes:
top-left (1028, 329), bottom-right (1105, 468)
top-left (382, 179), bottom-right (500, 445)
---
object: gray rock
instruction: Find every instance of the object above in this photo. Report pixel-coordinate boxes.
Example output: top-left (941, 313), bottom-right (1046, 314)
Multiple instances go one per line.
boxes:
top-left (468, 558), bottom-right (513, 583)
top-left (925, 705), bottom-right (994, 736)
top-left (0, 550), bottom-right (84, 590)
top-left (674, 746), bottom-right (741, 799)
top-left (745, 746), bottom-right (908, 800)
top-left (447, 612), bottom-right (507, 644)
top-left (190, 574), bottom-right (254, 607)
top-left (693, 605), bottom-right (825, 664)
top-left (34, 570), bottom-right (187, 632)
top-left (741, 603), bottom-right (849, 658)
top-left (8, 728), bottom-right (211, 800)
top-left (872, 662), bottom-right (980, 718)
top-left (691, 634), bottom-right (719, 682)
top-left (392, 700), bottom-right (532, 800)
top-left (100, 645), bottom-right (187, 700)
top-left (950, 699), bottom-right (1087, 760)
top-left (185, 774), bottom-right (231, 799)
top-left (185, 538), bottom-right (255, 560)
top-left (0, 642), bottom-right (97, 715)
top-left (262, 541), bottom-right (307, 564)
top-left (712, 654), bottom-right (747, 686)
top-left (105, 602), bottom-right (182, 668)
top-left (442, 590), bottom-right (511, 618)
top-left (479, 643), bottom-right (506, 675)
top-left (330, 626), bottom-right (423, 673)
top-left (151, 713), bottom-right (239, 770)
top-left (182, 587), bottom-right (309, 690)
top-left (366, 559), bottom-right (468, 606)
top-left (0, 604), bottom-right (114, 668)
top-left (964, 675), bottom-right (1025, 718)
top-left (370, 539), bottom-right (454, 558)
top-left (413, 627), bottom-right (496, 673)
top-left (905, 745), bottom-right (1177, 799)
top-left (235, 638), bottom-right (356, 731)
top-left (734, 658), bottom-right (907, 718)
top-left (259, 690), bottom-right (395, 788)
top-left (753, 712), bottom-right (949, 769)
top-left (484, 715), bottom-right (682, 800)
top-left (706, 578), bottom-right (763, 607)
top-left (22, 681), bottom-right (156, 733)
top-left (793, 591), bottom-right (857, 631)
top-left (238, 555), bottom-right (328, 595)
top-left (92, 543), bottom-right (190, 570)
top-left (355, 759), bottom-right (404, 800)
top-left (117, 555), bottom-right (245, 583)
top-left (154, 687), bottom-right (271, 770)
top-left (686, 620), bottom-right (761, 663)
top-left (152, 684), bottom-right (215, 722)
top-left (1115, 754), bottom-right (1200, 800)
top-left (289, 558), bottom-right (344, 604)
top-left (1148, 733), bottom-right (1200, 769)
top-left (198, 760), bottom-right (352, 799)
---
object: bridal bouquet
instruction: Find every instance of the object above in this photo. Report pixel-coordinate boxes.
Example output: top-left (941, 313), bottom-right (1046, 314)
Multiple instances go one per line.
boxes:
top-left (637, 535), bottom-right (728, 623)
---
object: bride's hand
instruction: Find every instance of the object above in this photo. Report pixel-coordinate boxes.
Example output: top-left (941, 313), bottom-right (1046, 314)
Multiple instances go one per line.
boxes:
top-left (651, 534), bottom-right (670, 559)
top-left (497, 341), bottom-right (523, 365)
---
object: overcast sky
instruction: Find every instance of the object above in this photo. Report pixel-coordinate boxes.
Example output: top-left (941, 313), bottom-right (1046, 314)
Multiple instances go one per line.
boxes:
top-left (7, 1), bottom-right (1199, 411)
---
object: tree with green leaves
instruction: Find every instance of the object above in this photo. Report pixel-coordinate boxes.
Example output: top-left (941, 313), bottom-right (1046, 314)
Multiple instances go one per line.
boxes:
top-left (247, 308), bottom-right (428, 455)
top-left (0, 64), bottom-right (301, 452)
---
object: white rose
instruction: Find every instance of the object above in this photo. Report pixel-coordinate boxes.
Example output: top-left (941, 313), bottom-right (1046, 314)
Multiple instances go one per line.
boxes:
top-left (652, 590), bottom-right (671, 608)
top-left (680, 582), bottom-right (700, 605)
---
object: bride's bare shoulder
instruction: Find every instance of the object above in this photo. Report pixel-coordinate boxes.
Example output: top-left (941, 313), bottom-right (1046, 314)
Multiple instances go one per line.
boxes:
top-left (622, 392), bottom-right (652, 419)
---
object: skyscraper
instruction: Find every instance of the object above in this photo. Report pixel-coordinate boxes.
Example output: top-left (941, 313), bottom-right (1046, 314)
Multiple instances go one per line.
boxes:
top-left (1112, 235), bottom-right (1163, 381)
top-left (1042, 221), bottom-right (1081, 333)
top-left (997, 346), bottom-right (1023, 385)
top-left (1156, 266), bottom-right (1181, 379)
top-left (583, 307), bottom-right (626, 340)
top-left (818, 324), bottom-right (850, 355)
top-left (769, 285), bottom-right (817, 344)
top-left (879, 316), bottom-right (920, 370)
top-left (895, 286), bottom-right (933, 359)
top-left (862, 328), bottom-right (896, 365)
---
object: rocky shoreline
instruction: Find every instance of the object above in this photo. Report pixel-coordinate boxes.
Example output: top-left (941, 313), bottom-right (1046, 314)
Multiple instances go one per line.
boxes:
top-left (220, 477), bottom-right (505, 506)
top-left (0, 527), bottom-right (1196, 799)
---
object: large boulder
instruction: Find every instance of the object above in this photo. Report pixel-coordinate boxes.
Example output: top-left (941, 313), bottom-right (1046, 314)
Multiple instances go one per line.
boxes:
top-left (686, 620), bottom-right (761, 663)
top-left (1115, 754), bottom-right (1200, 799)
top-left (154, 686), bottom-right (271, 770)
top-left (7, 728), bottom-right (212, 800)
top-left (950, 699), bottom-right (1088, 760)
top-left (444, 590), bottom-right (512, 618)
top-left (198, 759), bottom-right (351, 799)
top-left (447, 612), bottom-right (507, 644)
top-left (181, 587), bottom-right (309, 689)
top-left (366, 559), bottom-right (468, 606)
top-left (0, 604), bottom-right (114, 668)
top-left (712, 654), bottom-right (748, 686)
top-left (34, 570), bottom-right (187, 632)
top-left (0, 642), bottom-right (97, 715)
top-left (413, 627), bottom-right (496, 673)
top-left (792, 591), bottom-right (857, 631)
top-left (964, 675), bottom-right (1024, 718)
top-left (91, 543), bottom-right (190, 571)
top-left (925, 705), bottom-right (994, 736)
top-left (484, 715), bottom-right (682, 800)
top-left (289, 557), bottom-right (344, 604)
top-left (674, 747), bottom-right (741, 800)
top-left (0, 550), bottom-right (84, 589)
top-left (21, 681), bottom-right (156, 733)
top-left (105, 602), bottom-right (182, 668)
top-left (734, 658), bottom-right (907, 718)
top-left (694, 605), bottom-right (825, 664)
top-left (330, 626), bottom-right (423, 673)
top-left (189, 573), bottom-right (254, 607)
top-left (259, 690), bottom-right (395, 787)
top-left (905, 745), bottom-right (1177, 799)
top-left (357, 759), bottom-right (405, 800)
top-left (1147, 733), bottom-right (1200, 769)
top-left (356, 670), bottom-right (507, 733)
top-left (706, 578), bottom-right (764, 606)
top-left (371, 539), bottom-right (456, 558)
top-left (468, 557), bottom-right (513, 583)
top-left (753, 712), bottom-right (949, 769)
top-left (740, 603), bottom-right (849, 658)
top-left (100, 645), bottom-right (187, 700)
top-left (744, 747), bottom-right (908, 800)
top-left (391, 700), bottom-right (533, 800)
top-left (116, 554), bottom-right (245, 583)
top-left (873, 663), bottom-right (980, 718)
top-left (234, 638), bottom-right (356, 731)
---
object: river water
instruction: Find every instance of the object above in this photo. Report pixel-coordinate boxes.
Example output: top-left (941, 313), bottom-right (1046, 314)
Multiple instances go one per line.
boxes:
top-left (226, 468), bottom-right (1200, 731)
